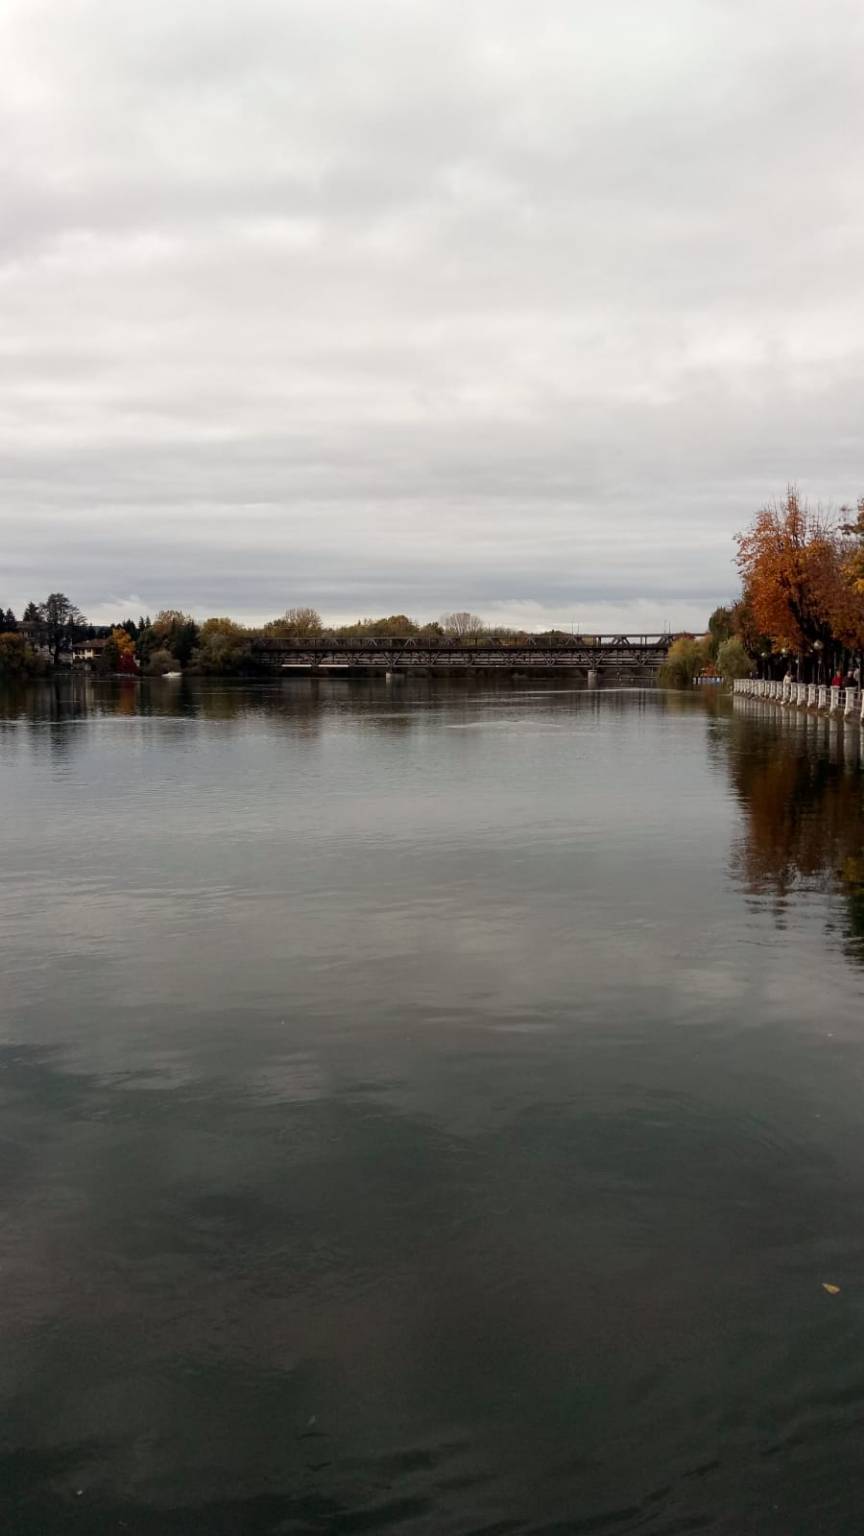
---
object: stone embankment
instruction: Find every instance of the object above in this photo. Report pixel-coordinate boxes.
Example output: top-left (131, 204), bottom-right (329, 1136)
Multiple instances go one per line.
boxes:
top-left (733, 677), bottom-right (864, 723)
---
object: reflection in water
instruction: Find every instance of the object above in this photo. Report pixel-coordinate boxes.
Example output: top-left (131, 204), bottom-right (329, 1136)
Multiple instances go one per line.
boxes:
top-left (728, 702), bottom-right (864, 960)
top-left (2, 680), bottom-right (864, 1535)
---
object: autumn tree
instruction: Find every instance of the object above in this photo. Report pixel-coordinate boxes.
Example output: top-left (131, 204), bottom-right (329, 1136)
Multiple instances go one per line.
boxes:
top-left (98, 627), bottom-right (138, 675)
top-left (735, 490), bottom-right (850, 661)
top-left (264, 607), bottom-right (323, 640)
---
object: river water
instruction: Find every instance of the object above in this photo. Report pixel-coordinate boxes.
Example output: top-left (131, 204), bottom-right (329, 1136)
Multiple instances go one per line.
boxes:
top-left (1, 677), bottom-right (863, 1534)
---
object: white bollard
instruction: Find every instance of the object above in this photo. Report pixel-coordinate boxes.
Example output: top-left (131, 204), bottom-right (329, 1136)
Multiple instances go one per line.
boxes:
top-left (845, 687), bottom-right (859, 719)
top-left (818, 685), bottom-right (828, 710)
top-left (830, 686), bottom-right (841, 713)
top-left (807, 684), bottom-right (817, 706)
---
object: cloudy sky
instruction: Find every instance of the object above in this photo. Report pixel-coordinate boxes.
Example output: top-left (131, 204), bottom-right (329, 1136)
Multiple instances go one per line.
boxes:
top-left (2, 0), bottom-right (863, 630)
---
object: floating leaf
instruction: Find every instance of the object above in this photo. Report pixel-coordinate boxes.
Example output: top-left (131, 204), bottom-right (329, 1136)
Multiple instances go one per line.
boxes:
top-left (822, 1283), bottom-right (841, 1296)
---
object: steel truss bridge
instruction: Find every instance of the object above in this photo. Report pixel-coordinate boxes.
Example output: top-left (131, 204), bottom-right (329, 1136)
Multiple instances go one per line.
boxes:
top-left (252, 634), bottom-right (678, 675)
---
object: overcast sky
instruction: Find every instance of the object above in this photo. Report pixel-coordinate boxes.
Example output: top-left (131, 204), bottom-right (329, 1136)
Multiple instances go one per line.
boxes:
top-left (2, 0), bottom-right (863, 630)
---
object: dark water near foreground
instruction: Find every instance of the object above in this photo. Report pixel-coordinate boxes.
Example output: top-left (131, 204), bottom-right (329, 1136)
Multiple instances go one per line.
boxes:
top-left (2, 678), bottom-right (863, 1535)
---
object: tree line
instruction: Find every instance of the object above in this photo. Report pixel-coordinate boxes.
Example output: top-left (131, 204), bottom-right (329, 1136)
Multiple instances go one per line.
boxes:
top-left (0, 601), bottom-right (542, 678)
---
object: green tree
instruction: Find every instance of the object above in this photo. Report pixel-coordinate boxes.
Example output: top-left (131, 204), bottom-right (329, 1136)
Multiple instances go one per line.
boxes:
top-left (194, 617), bottom-right (255, 674)
top-left (146, 648), bottom-right (179, 676)
top-left (658, 635), bottom-right (709, 688)
top-left (0, 632), bottom-right (45, 677)
top-left (335, 614), bottom-right (420, 639)
top-left (135, 617), bottom-right (154, 663)
top-left (706, 605), bottom-right (734, 660)
top-left (98, 636), bottom-right (121, 674)
top-left (716, 635), bottom-right (755, 680)
top-left (39, 592), bottom-right (86, 664)
top-left (842, 498), bottom-right (864, 629)
top-left (147, 611), bottom-right (199, 667)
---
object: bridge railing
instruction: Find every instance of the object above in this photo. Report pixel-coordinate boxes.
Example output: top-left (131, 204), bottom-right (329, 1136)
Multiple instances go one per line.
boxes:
top-left (252, 633), bottom-right (678, 657)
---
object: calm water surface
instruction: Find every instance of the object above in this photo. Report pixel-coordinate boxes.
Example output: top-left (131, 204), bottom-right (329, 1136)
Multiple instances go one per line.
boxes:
top-left (2, 678), bottom-right (863, 1534)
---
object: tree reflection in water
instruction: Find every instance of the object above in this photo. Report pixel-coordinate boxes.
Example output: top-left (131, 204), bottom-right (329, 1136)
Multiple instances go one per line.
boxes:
top-left (726, 704), bottom-right (864, 961)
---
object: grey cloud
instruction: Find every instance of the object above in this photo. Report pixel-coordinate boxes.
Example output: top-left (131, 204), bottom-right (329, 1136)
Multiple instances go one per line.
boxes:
top-left (1, 0), bottom-right (862, 628)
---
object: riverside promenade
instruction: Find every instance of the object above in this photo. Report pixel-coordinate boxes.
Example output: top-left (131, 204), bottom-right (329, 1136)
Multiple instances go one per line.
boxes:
top-left (734, 677), bottom-right (864, 723)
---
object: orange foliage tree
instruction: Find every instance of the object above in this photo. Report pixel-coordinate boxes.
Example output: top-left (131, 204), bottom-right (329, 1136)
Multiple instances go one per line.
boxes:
top-left (736, 488), bottom-right (864, 668)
